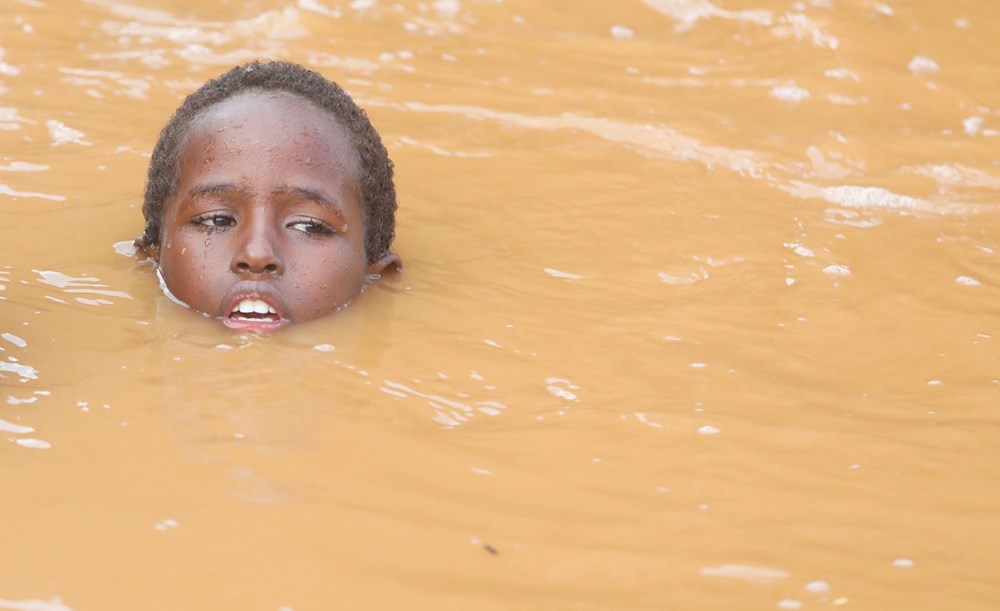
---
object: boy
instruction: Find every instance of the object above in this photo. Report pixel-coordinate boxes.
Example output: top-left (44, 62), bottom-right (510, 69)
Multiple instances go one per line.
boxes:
top-left (135, 60), bottom-right (400, 332)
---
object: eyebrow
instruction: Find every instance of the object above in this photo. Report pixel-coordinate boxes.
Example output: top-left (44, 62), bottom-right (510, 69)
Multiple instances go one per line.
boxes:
top-left (181, 183), bottom-right (345, 215)
top-left (185, 181), bottom-right (252, 200)
top-left (271, 185), bottom-right (345, 215)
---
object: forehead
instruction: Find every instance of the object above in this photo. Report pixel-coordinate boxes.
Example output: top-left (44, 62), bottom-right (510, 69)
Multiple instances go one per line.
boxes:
top-left (180, 91), bottom-right (358, 177)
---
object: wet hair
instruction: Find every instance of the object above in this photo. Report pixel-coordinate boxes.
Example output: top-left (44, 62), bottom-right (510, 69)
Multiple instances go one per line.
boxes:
top-left (140, 60), bottom-right (396, 263)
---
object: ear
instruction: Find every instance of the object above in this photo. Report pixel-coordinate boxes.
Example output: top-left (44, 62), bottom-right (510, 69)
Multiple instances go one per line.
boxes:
top-left (134, 236), bottom-right (160, 263)
top-left (368, 251), bottom-right (401, 277)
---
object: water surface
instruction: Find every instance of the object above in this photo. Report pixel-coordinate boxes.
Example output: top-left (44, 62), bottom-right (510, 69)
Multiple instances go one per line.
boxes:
top-left (1, 1), bottom-right (998, 609)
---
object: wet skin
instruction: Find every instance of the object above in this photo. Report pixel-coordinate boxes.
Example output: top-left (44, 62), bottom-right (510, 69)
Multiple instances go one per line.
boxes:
top-left (143, 91), bottom-right (397, 332)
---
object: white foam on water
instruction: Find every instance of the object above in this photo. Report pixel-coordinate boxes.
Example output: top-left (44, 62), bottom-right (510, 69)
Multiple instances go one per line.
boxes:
top-left (0, 418), bottom-right (34, 434)
top-left (822, 264), bottom-right (851, 276)
top-left (659, 269), bottom-right (709, 285)
top-left (610, 25), bottom-right (635, 39)
top-left (544, 268), bottom-right (583, 280)
top-left (46, 120), bottom-right (90, 146)
top-left (821, 185), bottom-right (923, 211)
top-left (432, 0), bottom-right (460, 15)
top-left (770, 84), bottom-right (810, 102)
top-left (0, 183), bottom-right (66, 201)
top-left (0, 598), bottom-right (74, 611)
top-left (2, 332), bottom-right (26, 348)
top-left (112, 240), bottom-right (138, 257)
top-left (0, 161), bottom-right (47, 172)
top-left (805, 580), bottom-right (830, 593)
top-left (963, 116), bottom-right (983, 136)
top-left (771, 12), bottom-right (838, 50)
top-left (955, 276), bottom-right (981, 286)
top-left (383, 100), bottom-right (765, 177)
top-left (908, 55), bottom-right (939, 74)
top-left (641, 0), bottom-right (772, 30)
top-left (1, 360), bottom-right (38, 380)
top-left (547, 385), bottom-right (577, 401)
top-left (824, 67), bottom-right (860, 82)
top-left (153, 518), bottom-right (179, 531)
top-left (635, 412), bottom-right (664, 429)
top-left (6, 396), bottom-right (37, 405)
top-left (14, 438), bottom-right (51, 450)
top-left (785, 242), bottom-right (815, 257)
top-left (700, 563), bottom-right (788, 583)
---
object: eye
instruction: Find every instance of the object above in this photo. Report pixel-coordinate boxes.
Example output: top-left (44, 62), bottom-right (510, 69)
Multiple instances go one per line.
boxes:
top-left (192, 213), bottom-right (236, 230)
top-left (288, 218), bottom-right (335, 237)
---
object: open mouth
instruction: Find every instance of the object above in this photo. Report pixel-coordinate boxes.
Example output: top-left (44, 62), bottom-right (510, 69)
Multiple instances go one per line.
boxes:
top-left (223, 297), bottom-right (287, 331)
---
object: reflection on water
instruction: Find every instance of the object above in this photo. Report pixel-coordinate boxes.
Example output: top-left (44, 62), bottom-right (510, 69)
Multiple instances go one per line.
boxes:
top-left (1, 0), bottom-right (998, 609)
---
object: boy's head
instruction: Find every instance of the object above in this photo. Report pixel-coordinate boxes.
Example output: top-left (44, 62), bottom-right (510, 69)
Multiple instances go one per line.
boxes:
top-left (137, 60), bottom-right (399, 331)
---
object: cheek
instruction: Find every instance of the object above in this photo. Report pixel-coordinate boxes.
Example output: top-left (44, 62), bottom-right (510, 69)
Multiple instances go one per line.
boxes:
top-left (160, 234), bottom-right (225, 289)
top-left (287, 247), bottom-right (365, 295)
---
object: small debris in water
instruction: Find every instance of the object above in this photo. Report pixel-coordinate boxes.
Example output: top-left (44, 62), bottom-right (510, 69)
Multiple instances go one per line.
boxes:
top-left (484, 544), bottom-right (498, 555)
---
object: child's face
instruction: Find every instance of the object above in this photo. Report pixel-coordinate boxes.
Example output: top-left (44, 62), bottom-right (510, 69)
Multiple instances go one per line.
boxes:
top-left (148, 91), bottom-right (390, 331)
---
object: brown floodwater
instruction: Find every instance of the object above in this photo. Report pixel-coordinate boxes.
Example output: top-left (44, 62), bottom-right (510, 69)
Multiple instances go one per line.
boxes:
top-left (1, 0), bottom-right (998, 609)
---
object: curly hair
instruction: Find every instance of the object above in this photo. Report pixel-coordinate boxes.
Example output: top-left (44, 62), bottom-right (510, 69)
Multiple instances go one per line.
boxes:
top-left (140, 60), bottom-right (396, 263)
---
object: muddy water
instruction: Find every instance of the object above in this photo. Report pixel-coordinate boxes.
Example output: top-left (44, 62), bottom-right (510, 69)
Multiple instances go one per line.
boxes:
top-left (1, 1), bottom-right (998, 609)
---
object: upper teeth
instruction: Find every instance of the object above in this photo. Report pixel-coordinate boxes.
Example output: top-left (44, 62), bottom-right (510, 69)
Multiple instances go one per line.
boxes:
top-left (233, 299), bottom-right (276, 315)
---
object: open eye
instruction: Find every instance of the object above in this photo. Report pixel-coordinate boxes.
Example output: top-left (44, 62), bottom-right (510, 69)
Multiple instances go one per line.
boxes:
top-left (288, 218), bottom-right (335, 237)
top-left (193, 213), bottom-right (236, 230)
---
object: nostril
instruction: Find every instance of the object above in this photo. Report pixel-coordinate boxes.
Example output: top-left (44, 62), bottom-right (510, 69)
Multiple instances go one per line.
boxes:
top-left (236, 262), bottom-right (250, 273)
top-left (264, 263), bottom-right (279, 274)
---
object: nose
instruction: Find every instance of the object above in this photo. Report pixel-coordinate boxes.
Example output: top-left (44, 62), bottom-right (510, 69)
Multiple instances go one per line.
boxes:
top-left (231, 222), bottom-right (284, 277)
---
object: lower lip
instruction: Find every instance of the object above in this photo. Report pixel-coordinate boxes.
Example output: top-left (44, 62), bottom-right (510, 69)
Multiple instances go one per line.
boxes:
top-left (222, 315), bottom-right (289, 332)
